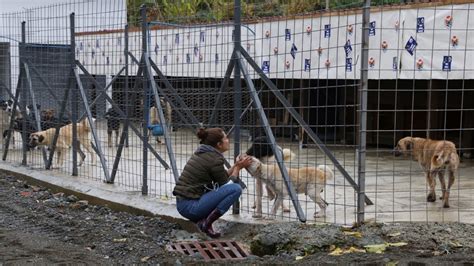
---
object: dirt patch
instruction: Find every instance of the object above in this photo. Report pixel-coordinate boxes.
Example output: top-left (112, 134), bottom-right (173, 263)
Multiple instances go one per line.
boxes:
top-left (1, 171), bottom-right (474, 265)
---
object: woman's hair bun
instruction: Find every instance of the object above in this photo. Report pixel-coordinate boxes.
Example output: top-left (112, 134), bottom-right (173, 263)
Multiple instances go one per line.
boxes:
top-left (196, 128), bottom-right (208, 141)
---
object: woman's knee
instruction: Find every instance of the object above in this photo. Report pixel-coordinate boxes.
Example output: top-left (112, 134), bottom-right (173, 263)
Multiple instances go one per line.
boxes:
top-left (227, 183), bottom-right (242, 196)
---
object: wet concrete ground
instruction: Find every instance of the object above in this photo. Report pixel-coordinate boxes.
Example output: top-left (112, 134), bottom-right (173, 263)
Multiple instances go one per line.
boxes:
top-left (3, 121), bottom-right (474, 225)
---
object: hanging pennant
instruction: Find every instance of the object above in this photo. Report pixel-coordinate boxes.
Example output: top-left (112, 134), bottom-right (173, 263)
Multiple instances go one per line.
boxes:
top-left (290, 43), bottom-right (298, 59)
top-left (215, 53), bottom-right (219, 64)
top-left (392, 56), bottom-right (398, 70)
top-left (155, 44), bottom-right (159, 54)
top-left (106, 57), bottom-right (110, 65)
top-left (79, 42), bottom-right (83, 51)
top-left (369, 21), bottom-right (376, 36)
top-left (417, 17), bottom-right (425, 33)
top-left (262, 61), bottom-right (270, 74)
top-left (163, 55), bottom-right (167, 65)
top-left (346, 58), bottom-right (352, 72)
top-left (194, 44), bottom-right (199, 56)
top-left (96, 39), bottom-right (100, 48)
top-left (442, 56), bottom-right (452, 71)
top-left (324, 24), bottom-right (331, 38)
top-left (91, 49), bottom-right (95, 58)
top-left (200, 31), bottom-right (205, 43)
top-left (304, 59), bottom-right (311, 72)
top-left (186, 53), bottom-right (191, 64)
top-left (405, 36), bottom-right (417, 55)
top-left (117, 37), bottom-right (121, 46)
top-left (285, 29), bottom-right (291, 41)
top-left (175, 33), bottom-right (180, 45)
top-left (344, 40), bottom-right (352, 57)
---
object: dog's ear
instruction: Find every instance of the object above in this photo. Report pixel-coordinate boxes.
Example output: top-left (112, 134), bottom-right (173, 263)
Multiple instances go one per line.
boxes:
top-left (38, 135), bottom-right (44, 143)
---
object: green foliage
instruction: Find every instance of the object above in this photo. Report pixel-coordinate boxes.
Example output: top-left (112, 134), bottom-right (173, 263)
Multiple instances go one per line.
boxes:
top-left (126, 0), bottom-right (412, 25)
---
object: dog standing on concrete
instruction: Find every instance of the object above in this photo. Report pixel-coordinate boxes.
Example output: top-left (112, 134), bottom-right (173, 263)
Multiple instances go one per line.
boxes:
top-left (243, 149), bottom-right (334, 218)
top-left (394, 136), bottom-right (460, 208)
top-left (28, 118), bottom-right (96, 168)
top-left (104, 108), bottom-right (121, 147)
top-left (246, 136), bottom-right (291, 217)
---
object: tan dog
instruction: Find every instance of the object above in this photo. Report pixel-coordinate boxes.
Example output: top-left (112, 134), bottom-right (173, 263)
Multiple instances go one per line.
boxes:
top-left (28, 118), bottom-right (96, 168)
top-left (394, 137), bottom-right (460, 208)
top-left (244, 150), bottom-right (334, 219)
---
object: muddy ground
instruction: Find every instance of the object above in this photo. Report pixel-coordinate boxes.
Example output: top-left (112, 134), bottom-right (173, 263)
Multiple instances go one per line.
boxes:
top-left (1, 172), bottom-right (474, 265)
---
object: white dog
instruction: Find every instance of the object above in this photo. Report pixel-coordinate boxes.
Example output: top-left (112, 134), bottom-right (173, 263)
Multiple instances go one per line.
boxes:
top-left (244, 151), bottom-right (334, 219)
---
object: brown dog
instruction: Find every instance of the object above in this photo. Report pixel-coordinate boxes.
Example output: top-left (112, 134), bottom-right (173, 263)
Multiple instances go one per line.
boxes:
top-left (394, 137), bottom-right (460, 208)
top-left (28, 118), bottom-right (96, 168)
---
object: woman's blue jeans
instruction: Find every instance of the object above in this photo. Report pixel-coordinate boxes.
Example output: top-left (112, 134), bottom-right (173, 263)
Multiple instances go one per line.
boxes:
top-left (176, 183), bottom-right (242, 222)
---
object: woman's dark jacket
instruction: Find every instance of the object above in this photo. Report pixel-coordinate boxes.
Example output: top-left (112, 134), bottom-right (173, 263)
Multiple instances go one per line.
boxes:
top-left (173, 145), bottom-right (229, 199)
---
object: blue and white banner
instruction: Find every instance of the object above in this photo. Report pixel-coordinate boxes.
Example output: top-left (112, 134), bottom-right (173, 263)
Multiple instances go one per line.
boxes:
top-left (344, 40), bottom-right (352, 57)
top-left (290, 43), bottom-right (298, 59)
top-left (304, 59), bottom-right (311, 72)
top-left (405, 36), bottom-right (417, 55)
top-left (416, 17), bottom-right (425, 33)
top-left (285, 29), bottom-right (291, 41)
top-left (324, 24), bottom-right (331, 38)
top-left (369, 21), bottom-right (376, 36)
top-left (443, 56), bottom-right (452, 71)
top-left (262, 60), bottom-right (270, 74)
top-left (346, 58), bottom-right (352, 72)
top-left (194, 44), bottom-right (199, 56)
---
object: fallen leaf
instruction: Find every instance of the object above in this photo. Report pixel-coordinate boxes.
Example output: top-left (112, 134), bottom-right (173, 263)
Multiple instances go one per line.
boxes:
top-left (364, 244), bottom-right (387, 254)
top-left (141, 256), bottom-right (151, 262)
top-left (388, 232), bottom-right (401, 237)
top-left (343, 231), bottom-right (362, 238)
top-left (295, 255), bottom-right (306, 260)
top-left (387, 242), bottom-right (408, 247)
top-left (346, 246), bottom-right (366, 253)
top-left (449, 241), bottom-right (463, 248)
top-left (329, 247), bottom-right (343, 256)
top-left (113, 238), bottom-right (127, 242)
top-left (329, 246), bottom-right (366, 256)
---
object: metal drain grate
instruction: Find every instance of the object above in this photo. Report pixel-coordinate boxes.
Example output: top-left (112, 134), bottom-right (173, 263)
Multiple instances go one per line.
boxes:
top-left (167, 240), bottom-right (249, 261)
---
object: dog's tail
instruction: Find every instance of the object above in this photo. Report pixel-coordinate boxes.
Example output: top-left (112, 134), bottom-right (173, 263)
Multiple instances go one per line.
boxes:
top-left (317, 165), bottom-right (334, 180)
top-left (282, 148), bottom-right (295, 162)
top-left (79, 118), bottom-right (95, 132)
top-left (431, 144), bottom-right (459, 171)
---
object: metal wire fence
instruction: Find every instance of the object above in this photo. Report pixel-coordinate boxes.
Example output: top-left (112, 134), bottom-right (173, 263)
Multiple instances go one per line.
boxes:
top-left (0, 0), bottom-right (472, 225)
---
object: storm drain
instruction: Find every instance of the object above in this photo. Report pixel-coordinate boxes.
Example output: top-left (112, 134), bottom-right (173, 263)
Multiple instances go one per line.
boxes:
top-left (166, 240), bottom-right (249, 261)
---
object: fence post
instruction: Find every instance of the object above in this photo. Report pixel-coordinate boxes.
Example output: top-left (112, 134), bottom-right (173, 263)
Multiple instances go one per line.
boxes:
top-left (358, 0), bottom-right (371, 224)
top-left (141, 5), bottom-right (149, 195)
top-left (70, 13), bottom-right (79, 176)
top-left (232, 0), bottom-right (243, 215)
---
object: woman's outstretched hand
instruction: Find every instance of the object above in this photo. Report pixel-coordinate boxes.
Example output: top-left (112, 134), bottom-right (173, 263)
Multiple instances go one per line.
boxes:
top-left (235, 155), bottom-right (252, 169)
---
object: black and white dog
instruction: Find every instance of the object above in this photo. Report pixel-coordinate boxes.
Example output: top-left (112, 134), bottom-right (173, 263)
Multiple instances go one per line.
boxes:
top-left (245, 136), bottom-right (291, 217)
